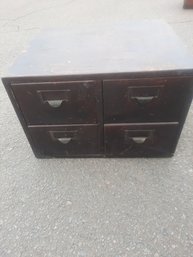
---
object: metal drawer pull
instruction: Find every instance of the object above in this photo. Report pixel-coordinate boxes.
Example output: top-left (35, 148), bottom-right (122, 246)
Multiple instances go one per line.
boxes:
top-left (131, 96), bottom-right (157, 104)
top-left (57, 137), bottom-right (72, 144)
top-left (37, 89), bottom-right (71, 108)
top-left (131, 137), bottom-right (148, 144)
top-left (47, 100), bottom-right (63, 108)
top-left (50, 130), bottom-right (78, 144)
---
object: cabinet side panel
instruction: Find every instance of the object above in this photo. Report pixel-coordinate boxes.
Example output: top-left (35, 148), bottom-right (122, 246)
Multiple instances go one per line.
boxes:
top-left (2, 77), bottom-right (43, 157)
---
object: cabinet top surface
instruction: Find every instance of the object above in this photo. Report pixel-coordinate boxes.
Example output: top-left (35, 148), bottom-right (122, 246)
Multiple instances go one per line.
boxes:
top-left (6, 20), bottom-right (193, 77)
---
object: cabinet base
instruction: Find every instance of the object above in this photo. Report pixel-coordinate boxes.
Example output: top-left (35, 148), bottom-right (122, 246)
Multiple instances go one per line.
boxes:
top-left (34, 152), bottom-right (174, 159)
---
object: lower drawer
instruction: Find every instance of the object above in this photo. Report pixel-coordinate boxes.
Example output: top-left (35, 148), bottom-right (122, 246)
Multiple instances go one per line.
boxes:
top-left (104, 123), bottom-right (180, 157)
top-left (28, 124), bottom-right (102, 157)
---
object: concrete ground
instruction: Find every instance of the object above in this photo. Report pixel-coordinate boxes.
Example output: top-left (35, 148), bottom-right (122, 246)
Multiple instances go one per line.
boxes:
top-left (0, 0), bottom-right (193, 256)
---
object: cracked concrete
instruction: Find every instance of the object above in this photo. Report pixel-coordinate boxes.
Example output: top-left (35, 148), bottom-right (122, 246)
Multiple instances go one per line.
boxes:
top-left (0, 0), bottom-right (193, 256)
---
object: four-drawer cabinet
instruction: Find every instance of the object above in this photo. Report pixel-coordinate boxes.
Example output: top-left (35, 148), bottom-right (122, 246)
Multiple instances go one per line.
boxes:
top-left (2, 21), bottom-right (193, 158)
top-left (3, 75), bottom-right (193, 158)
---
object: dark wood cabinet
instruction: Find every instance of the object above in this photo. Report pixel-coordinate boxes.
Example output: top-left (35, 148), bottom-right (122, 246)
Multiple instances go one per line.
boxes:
top-left (2, 20), bottom-right (193, 158)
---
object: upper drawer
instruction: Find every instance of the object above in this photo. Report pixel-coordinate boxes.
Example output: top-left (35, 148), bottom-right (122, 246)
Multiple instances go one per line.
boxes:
top-left (11, 80), bottom-right (102, 125)
top-left (103, 77), bottom-right (193, 123)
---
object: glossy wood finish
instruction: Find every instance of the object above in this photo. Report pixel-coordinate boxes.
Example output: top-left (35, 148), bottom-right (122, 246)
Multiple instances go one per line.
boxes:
top-left (11, 80), bottom-right (102, 125)
top-left (103, 77), bottom-right (193, 123)
top-left (104, 123), bottom-right (179, 157)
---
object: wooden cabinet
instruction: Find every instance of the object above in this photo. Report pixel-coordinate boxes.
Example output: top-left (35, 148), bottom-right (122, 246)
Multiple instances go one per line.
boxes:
top-left (2, 21), bottom-right (193, 158)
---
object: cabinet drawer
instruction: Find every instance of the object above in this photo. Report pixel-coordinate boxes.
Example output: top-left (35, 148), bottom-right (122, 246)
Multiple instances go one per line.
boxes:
top-left (28, 124), bottom-right (102, 157)
top-left (104, 123), bottom-right (179, 157)
top-left (11, 80), bottom-right (102, 125)
top-left (103, 78), bottom-right (193, 123)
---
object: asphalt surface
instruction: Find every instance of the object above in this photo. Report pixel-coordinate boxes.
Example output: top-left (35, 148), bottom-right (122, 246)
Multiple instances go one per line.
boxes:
top-left (0, 0), bottom-right (193, 256)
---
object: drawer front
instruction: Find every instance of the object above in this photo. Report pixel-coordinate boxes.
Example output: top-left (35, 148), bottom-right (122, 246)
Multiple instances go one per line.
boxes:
top-left (104, 123), bottom-right (179, 157)
top-left (103, 78), bottom-right (193, 123)
top-left (28, 124), bottom-right (102, 157)
top-left (11, 80), bottom-right (102, 125)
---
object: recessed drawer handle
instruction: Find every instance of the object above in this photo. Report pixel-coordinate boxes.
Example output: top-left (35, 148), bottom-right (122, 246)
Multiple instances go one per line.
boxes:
top-left (46, 100), bottom-right (63, 108)
top-left (37, 90), bottom-right (71, 108)
top-left (50, 130), bottom-right (78, 144)
top-left (131, 96), bottom-right (156, 104)
top-left (130, 137), bottom-right (148, 144)
top-left (57, 137), bottom-right (72, 144)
